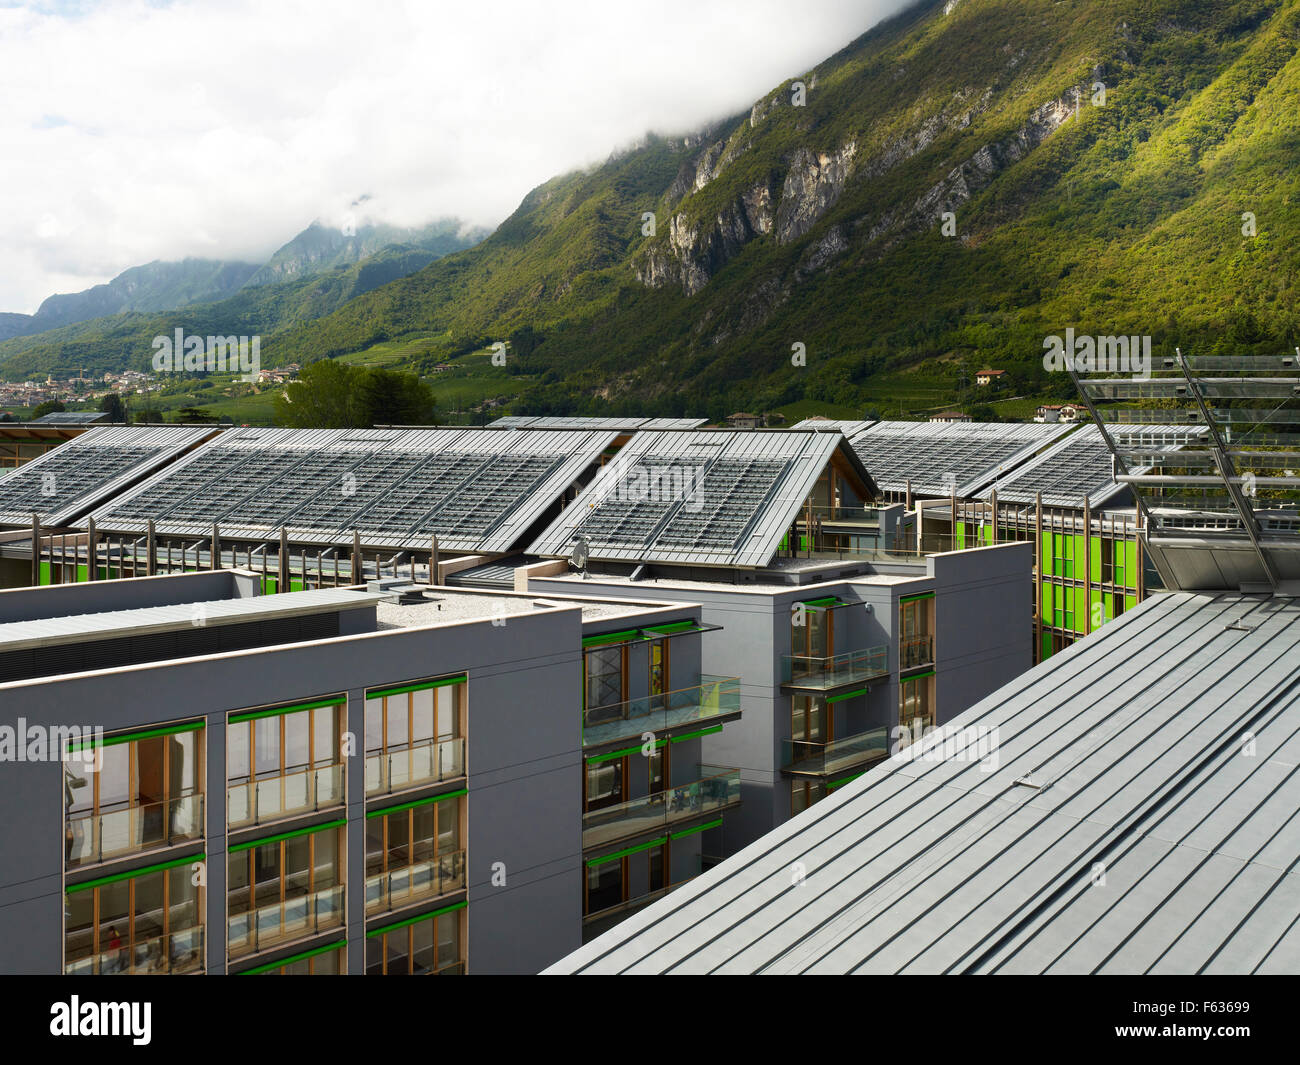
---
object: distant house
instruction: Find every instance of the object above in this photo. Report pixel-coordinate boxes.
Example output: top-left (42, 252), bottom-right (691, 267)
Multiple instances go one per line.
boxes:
top-left (764, 411), bottom-right (786, 425)
top-left (930, 411), bottom-right (972, 423)
top-left (975, 369), bottom-right (1005, 387)
top-left (430, 364), bottom-right (455, 374)
top-left (1034, 403), bottom-right (1080, 424)
top-left (726, 412), bottom-right (762, 429)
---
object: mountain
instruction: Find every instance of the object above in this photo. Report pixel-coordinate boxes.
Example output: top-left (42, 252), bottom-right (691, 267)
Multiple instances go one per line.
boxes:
top-left (257, 0), bottom-right (1300, 418)
top-left (244, 216), bottom-right (486, 288)
top-left (0, 223), bottom-right (487, 379)
top-left (9, 259), bottom-right (260, 338)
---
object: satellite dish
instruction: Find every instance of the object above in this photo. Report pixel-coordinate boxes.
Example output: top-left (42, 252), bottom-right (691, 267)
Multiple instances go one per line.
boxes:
top-left (570, 536), bottom-right (590, 576)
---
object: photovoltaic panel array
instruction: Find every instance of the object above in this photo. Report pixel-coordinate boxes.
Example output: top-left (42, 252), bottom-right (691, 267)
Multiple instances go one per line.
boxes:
top-left (846, 421), bottom-right (1072, 497)
top-left (979, 425), bottom-right (1207, 508)
top-left (528, 430), bottom-right (876, 568)
top-left (87, 426), bottom-right (617, 552)
top-left (0, 425), bottom-right (215, 527)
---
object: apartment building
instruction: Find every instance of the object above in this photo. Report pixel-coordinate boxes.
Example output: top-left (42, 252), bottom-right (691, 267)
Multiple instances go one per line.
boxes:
top-left (0, 569), bottom-right (729, 974)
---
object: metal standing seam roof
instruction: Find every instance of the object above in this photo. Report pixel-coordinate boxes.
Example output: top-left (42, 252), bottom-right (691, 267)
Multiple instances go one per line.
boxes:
top-left (549, 589), bottom-right (1300, 974)
top-left (527, 430), bottom-right (876, 569)
top-left (788, 418), bottom-right (877, 434)
top-left (0, 587), bottom-right (386, 655)
top-left (85, 426), bottom-right (618, 553)
top-left (488, 416), bottom-right (708, 431)
top-left (0, 424), bottom-right (217, 527)
top-left (978, 424), bottom-right (1208, 509)
top-left (845, 420), bottom-right (1073, 497)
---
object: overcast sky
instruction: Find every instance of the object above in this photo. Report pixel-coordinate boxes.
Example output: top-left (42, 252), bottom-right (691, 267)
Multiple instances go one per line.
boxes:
top-left (0, 0), bottom-right (910, 313)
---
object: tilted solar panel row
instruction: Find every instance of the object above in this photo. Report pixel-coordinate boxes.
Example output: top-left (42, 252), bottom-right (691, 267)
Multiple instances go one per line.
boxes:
top-left (0, 446), bottom-right (157, 510)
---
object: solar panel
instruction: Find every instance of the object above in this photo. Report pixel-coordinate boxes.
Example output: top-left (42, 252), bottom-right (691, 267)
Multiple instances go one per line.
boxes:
top-left (88, 427), bottom-right (618, 552)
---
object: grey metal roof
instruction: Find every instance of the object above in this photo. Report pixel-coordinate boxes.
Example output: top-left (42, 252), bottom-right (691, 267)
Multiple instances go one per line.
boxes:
top-left (86, 426), bottom-right (616, 553)
top-left (527, 430), bottom-right (876, 568)
top-left (980, 425), bottom-right (1207, 509)
top-left (0, 587), bottom-right (385, 655)
top-left (847, 420), bottom-right (1071, 497)
top-left (0, 425), bottom-right (217, 527)
top-left (31, 411), bottom-right (109, 424)
top-left (489, 416), bottom-right (707, 431)
top-left (789, 418), bottom-right (876, 433)
top-left (550, 589), bottom-right (1300, 974)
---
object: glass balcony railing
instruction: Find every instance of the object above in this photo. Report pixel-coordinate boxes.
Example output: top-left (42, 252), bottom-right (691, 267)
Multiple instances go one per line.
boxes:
top-left (366, 849), bottom-right (466, 914)
top-left (65, 926), bottom-right (204, 975)
top-left (901, 635), bottom-right (935, 671)
top-left (781, 646), bottom-right (889, 691)
top-left (582, 675), bottom-right (741, 747)
top-left (228, 884), bottom-right (344, 958)
top-left (582, 767), bottom-right (741, 850)
top-left (782, 727), bottom-right (890, 777)
top-left (66, 794), bottom-right (204, 867)
top-left (365, 737), bottom-right (464, 797)
top-left (227, 765), bottom-right (343, 829)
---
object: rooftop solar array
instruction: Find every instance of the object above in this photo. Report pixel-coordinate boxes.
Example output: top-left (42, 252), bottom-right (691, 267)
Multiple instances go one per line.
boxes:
top-left (528, 430), bottom-right (876, 568)
top-left (489, 416), bottom-right (708, 431)
top-left (88, 426), bottom-right (617, 552)
top-left (0, 425), bottom-right (215, 527)
top-left (788, 418), bottom-right (877, 433)
top-left (846, 420), bottom-right (1072, 497)
top-left (549, 590), bottom-right (1300, 974)
top-left (980, 425), bottom-right (1207, 509)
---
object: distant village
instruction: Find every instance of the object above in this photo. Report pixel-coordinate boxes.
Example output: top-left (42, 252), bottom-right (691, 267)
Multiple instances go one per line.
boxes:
top-left (0, 365), bottom-right (300, 416)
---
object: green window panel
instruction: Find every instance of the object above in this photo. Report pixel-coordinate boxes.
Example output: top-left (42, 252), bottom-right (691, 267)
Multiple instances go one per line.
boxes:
top-left (1040, 632), bottom-right (1053, 660)
top-left (1040, 532), bottom-right (1052, 575)
top-left (1089, 537), bottom-right (1102, 584)
top-left (1041, 582), bottom-right (1054, 616)
top-left (1125, 594), bottom-right (1137, 611)
top-left (1073, 586), bottom-right (1087, 635)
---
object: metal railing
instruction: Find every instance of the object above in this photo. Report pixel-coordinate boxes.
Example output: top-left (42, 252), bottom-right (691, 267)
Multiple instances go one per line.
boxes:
top-left (66, 794), bottom-right (204, 867)
top-left (782, 727), bottom-right (890, 776)
top-left (65, 926), bottom-right (204, 975)
top-left (365, 736), bottom-right (464, 797)
top-left (582, 767), bottom-right (741, 850)
top-left (781, 646), bottom-right (888, 690)
top-left (366, 849), bottom-right (466, 914)
top-left (228, 884), bottom-right (344, 958)
top-left (227, 765), bottom-right (343, 829)
top-left (900, 635), bottom-right (934, 670)
top-left (582, 676), bottom-right (741, 746)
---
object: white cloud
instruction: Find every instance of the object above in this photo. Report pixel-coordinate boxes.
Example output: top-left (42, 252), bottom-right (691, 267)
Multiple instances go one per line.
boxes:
top-left (0, 0), bottom-right (909, 312)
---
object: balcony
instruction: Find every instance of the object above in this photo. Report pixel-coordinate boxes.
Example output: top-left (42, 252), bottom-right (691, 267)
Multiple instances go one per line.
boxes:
top-left (582, 676), bottom-right (741, 748)
top-left (782, 727), bottom-right (890, 778)
top-left (228, 765), bottom-right (343, 829)
top-left (65, 926), bottom-right (204, 976)
top-left (901, 635), bottom-right (934, 671)
top-left (367, 849), bottom-right (466, 914)
top-left (582, 766), bottom-right (741, 851)
top-left (365, 737), bottom-right (464, 797)
top-left (228, 884), bottom-right (344, 958)
top-left (66, 794), bottom-right (204, 867)
top-left (781, 646), bottom-right (888, 693)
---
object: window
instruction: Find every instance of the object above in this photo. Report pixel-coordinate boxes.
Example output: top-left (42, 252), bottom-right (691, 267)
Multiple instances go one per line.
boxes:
top-left (246, 942), bottom-right (345, 975)
top-left (648, 745), bottom-right (668, 797)
top-left (366, 795), bottom-right (464, 914)
top-left (583, 646), bottom-right (627, 724)
top-left (227, 703), bottom-right (343, 828)
top-left (791, 780), bottom-right (827, 816)
top-left (227, 823), bottom-right (344, 958)
top-left (790, 695), bottom-right (829, 763)
top-left (648, 843), bottom-right (668, 893)
top-left (649, 638), bottom-right (670, 697)
top-left (65, 723), bottom-right (204, 868)
top-left (584, 857), bottom-right (627, 916)
top-left (364, 679), bottom-right (464, 796)
top-left (791, 604), bottom-right (833, 660)
top-left (584, 756), bottom-right (626, 812)
top-left (366, 907), bottom-right (464, 975)
top-left (900, 596), bottom-right (934, 670)
top-left (64, 858), bottom-right (203, 975)
top-left (899, 675), bottom-right (935, 734)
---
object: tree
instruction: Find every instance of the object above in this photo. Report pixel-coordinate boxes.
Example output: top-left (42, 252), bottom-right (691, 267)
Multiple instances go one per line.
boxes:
top-left (31, 400), bottom-right (65, 419)
top-left (175, 406), bottom-right (217, 423)
top-left (274, 359), bottom-right (361, 428)
top-left (357, 368), bottom-right (436, 426)
top-left (99, 393), bottom-right (127, 423)
top-left (133, 407), bottom-right (165, 424)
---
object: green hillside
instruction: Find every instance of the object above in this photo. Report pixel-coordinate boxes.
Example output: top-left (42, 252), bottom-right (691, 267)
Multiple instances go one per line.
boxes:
top-left (7, 0), bottom-right (1299, 424)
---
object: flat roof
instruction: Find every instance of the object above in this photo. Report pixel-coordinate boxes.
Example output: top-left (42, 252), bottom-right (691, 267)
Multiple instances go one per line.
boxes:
top-left (550, 589), bottom-right (1300, 974)
top-left (0, 587), bottom-right (383, 654)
